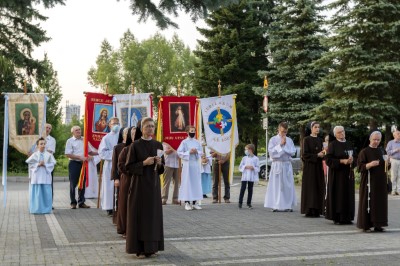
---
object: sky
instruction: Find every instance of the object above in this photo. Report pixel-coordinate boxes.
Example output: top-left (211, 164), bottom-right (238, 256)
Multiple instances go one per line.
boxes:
top-left (32, 0), bottom-right (206, 120)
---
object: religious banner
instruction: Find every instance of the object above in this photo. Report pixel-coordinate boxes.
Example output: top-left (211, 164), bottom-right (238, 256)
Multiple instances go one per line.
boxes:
top-left (157, 96), bottom-right (198, 150)
top-left (6, 93), bottom-right (47, 154)
top-left (200, 95), bottom-right (239, 155)
top-left (2, 93), bottom-right (47, 206)
top-left (84, 92), bottom-right (114, 150)
top-left (113, 93), bottom-right (153, 128)
top-left (80, 92), bottom-right (113, 189)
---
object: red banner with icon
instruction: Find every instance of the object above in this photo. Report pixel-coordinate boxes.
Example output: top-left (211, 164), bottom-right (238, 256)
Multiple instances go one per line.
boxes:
top-left (158, 96), bottom-right (198, 150)
top-left (79, 92), bottom-right (113, 189)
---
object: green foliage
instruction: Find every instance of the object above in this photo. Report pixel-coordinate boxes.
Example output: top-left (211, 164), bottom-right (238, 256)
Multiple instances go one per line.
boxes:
top-left (314, 0), bottom-right (400, 127)
top-left (194, 0), bottom-right (274, 153)
top-left (294, 170), bottom-right (302, 185)
top-left (0, 0), bottom-right (64, 171)
top-left (88, 31), bottom-right (197, 102)
top-left (259, 0), bottom-right (326, 136)
top-left (123, 0), bottom-right (239, 29)
top-left (35, 54), bottom-right (63, 128)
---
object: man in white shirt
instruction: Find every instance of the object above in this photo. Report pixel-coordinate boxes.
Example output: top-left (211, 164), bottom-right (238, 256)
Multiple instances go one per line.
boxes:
top-left (65, 126), bottom-right (91, 209)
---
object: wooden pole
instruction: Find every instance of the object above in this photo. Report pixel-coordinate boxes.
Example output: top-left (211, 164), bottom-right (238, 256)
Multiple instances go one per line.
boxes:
top-left (177, 79), bottom-right (181, 97)
top-left (97, 160), bottom-right (104, 208)
top-left (218, 80), bottom-right (222, 203)
top-left (131, 80), bottom-right (135, 95)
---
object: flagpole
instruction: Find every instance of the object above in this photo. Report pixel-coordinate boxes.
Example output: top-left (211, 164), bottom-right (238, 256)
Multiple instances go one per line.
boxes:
top-left (97, 80), bottom-right (108, 208)
top-left (176, 80), bottom-right (182, 205)
top-left (263, 76), bottom-right (269, 181)
top-left (218, 80), bottom-right (222, 203)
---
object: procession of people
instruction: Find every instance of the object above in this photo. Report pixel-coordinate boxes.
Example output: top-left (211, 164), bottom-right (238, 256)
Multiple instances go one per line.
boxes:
top-left (21, 116), bottom-right (392, 259)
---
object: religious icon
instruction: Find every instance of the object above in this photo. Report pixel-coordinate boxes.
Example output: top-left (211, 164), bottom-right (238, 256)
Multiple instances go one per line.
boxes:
top-left (169, 103), bottom-right (189, 133)
top-left (93, 104), bottom-right (113, 133)
top-left (119, 107), bottom-right (146, 127)
top-left (16, 105), bottom-right (38, 135)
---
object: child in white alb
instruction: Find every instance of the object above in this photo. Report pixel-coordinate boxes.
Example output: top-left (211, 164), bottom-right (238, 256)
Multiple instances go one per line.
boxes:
top-left (238, 144), bottom-right (259, 209)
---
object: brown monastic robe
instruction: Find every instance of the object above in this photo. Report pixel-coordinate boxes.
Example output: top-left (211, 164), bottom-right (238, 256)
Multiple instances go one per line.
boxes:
top-left (301, 136), bottom-right (325, 216)
top-left (357, 146), bottom-right (388, 230)
top-left (116, 146), bottom-right (129, 235)
top-left (111, 143), bottom-right (125, 225)
top-left (325, 139), bottom-right (356, 223)
top-left (125, 138), bottom-right (164, 255)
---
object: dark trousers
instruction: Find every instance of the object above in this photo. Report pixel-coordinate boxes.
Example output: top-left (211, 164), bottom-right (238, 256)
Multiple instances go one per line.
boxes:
top-left (238, 181), bottom-right (254, 205)
top-left (212, 160), bottom-right (230, 200)
top-left (68, 160), bottom-right (86, 205)
top-left (51, 170), bottom-right (54, 203)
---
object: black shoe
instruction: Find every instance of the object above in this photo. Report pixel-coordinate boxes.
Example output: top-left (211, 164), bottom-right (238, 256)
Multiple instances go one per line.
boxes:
top-left (238, 203), bottom-right (242, 209)
top-left (247, 204), bottom-right (253, 209)
top-left (203, 194), bottom-right (208, 198)
top-left (107, 210), bottom-right (113, 216)
top-left (284, 209), bottom-right (293, 212)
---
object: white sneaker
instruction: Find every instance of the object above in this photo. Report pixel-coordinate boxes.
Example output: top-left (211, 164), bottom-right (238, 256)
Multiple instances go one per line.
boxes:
top-left (185, 203), bottom-right (193, 211)
top-left (192, 203), bottom-right (202, 210)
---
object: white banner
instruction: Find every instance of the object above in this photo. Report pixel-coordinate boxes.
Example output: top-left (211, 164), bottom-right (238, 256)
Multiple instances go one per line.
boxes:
top-left (113, 93), bottom-right (152, 128)
top-left (200, 95), bottom-right (238, 155)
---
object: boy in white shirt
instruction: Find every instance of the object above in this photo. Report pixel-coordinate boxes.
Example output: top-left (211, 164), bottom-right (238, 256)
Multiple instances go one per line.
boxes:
top-left (238, 144), bottom-right (259, 209)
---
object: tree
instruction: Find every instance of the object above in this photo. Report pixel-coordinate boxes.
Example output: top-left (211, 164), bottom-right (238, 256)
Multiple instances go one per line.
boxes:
top-left (0, 0), bottom-right (65, 80)
top-left (88, 32), bottom-right (197, 98)
top-left (0, 0), bottom-right (64, 170)
top-left (124, 0), bottom-right (239, 29)
top-left (261, 0), bottom-right (326, 142)
top-left (314, 0), bottom-right (400, 129)
top-left (194, 0), bottom-right (274, 152)
top-left (88, 40), bottom-right (124, 93)
top-left (34, 54), bottom-right (64, 156)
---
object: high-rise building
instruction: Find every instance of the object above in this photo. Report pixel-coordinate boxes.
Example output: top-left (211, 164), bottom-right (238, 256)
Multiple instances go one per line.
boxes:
top-left (65, 101), bottom-right (80, 124)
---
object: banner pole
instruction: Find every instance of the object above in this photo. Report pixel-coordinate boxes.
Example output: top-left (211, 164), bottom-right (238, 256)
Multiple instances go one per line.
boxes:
top-left (218, 80), bottom-right (222, 203)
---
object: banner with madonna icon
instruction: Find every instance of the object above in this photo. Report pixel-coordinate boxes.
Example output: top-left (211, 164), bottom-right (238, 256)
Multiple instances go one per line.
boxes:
top-left (156, 96), bottom-right (198, 150)
top-left (5, 93), bottom-right (47, 155)
top-left (2, 93), bottom-right (47, 206)
top-left (113, 93), bottom-right (153, 128)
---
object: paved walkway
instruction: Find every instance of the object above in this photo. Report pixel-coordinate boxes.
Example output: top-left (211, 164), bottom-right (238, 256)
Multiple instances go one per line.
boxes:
top-left (1, 178), bottom-right (400, 265)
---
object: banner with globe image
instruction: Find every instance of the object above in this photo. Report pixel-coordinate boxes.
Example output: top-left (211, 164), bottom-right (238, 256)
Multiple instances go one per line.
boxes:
top-left (200, 95), bottom-right (239, 155)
